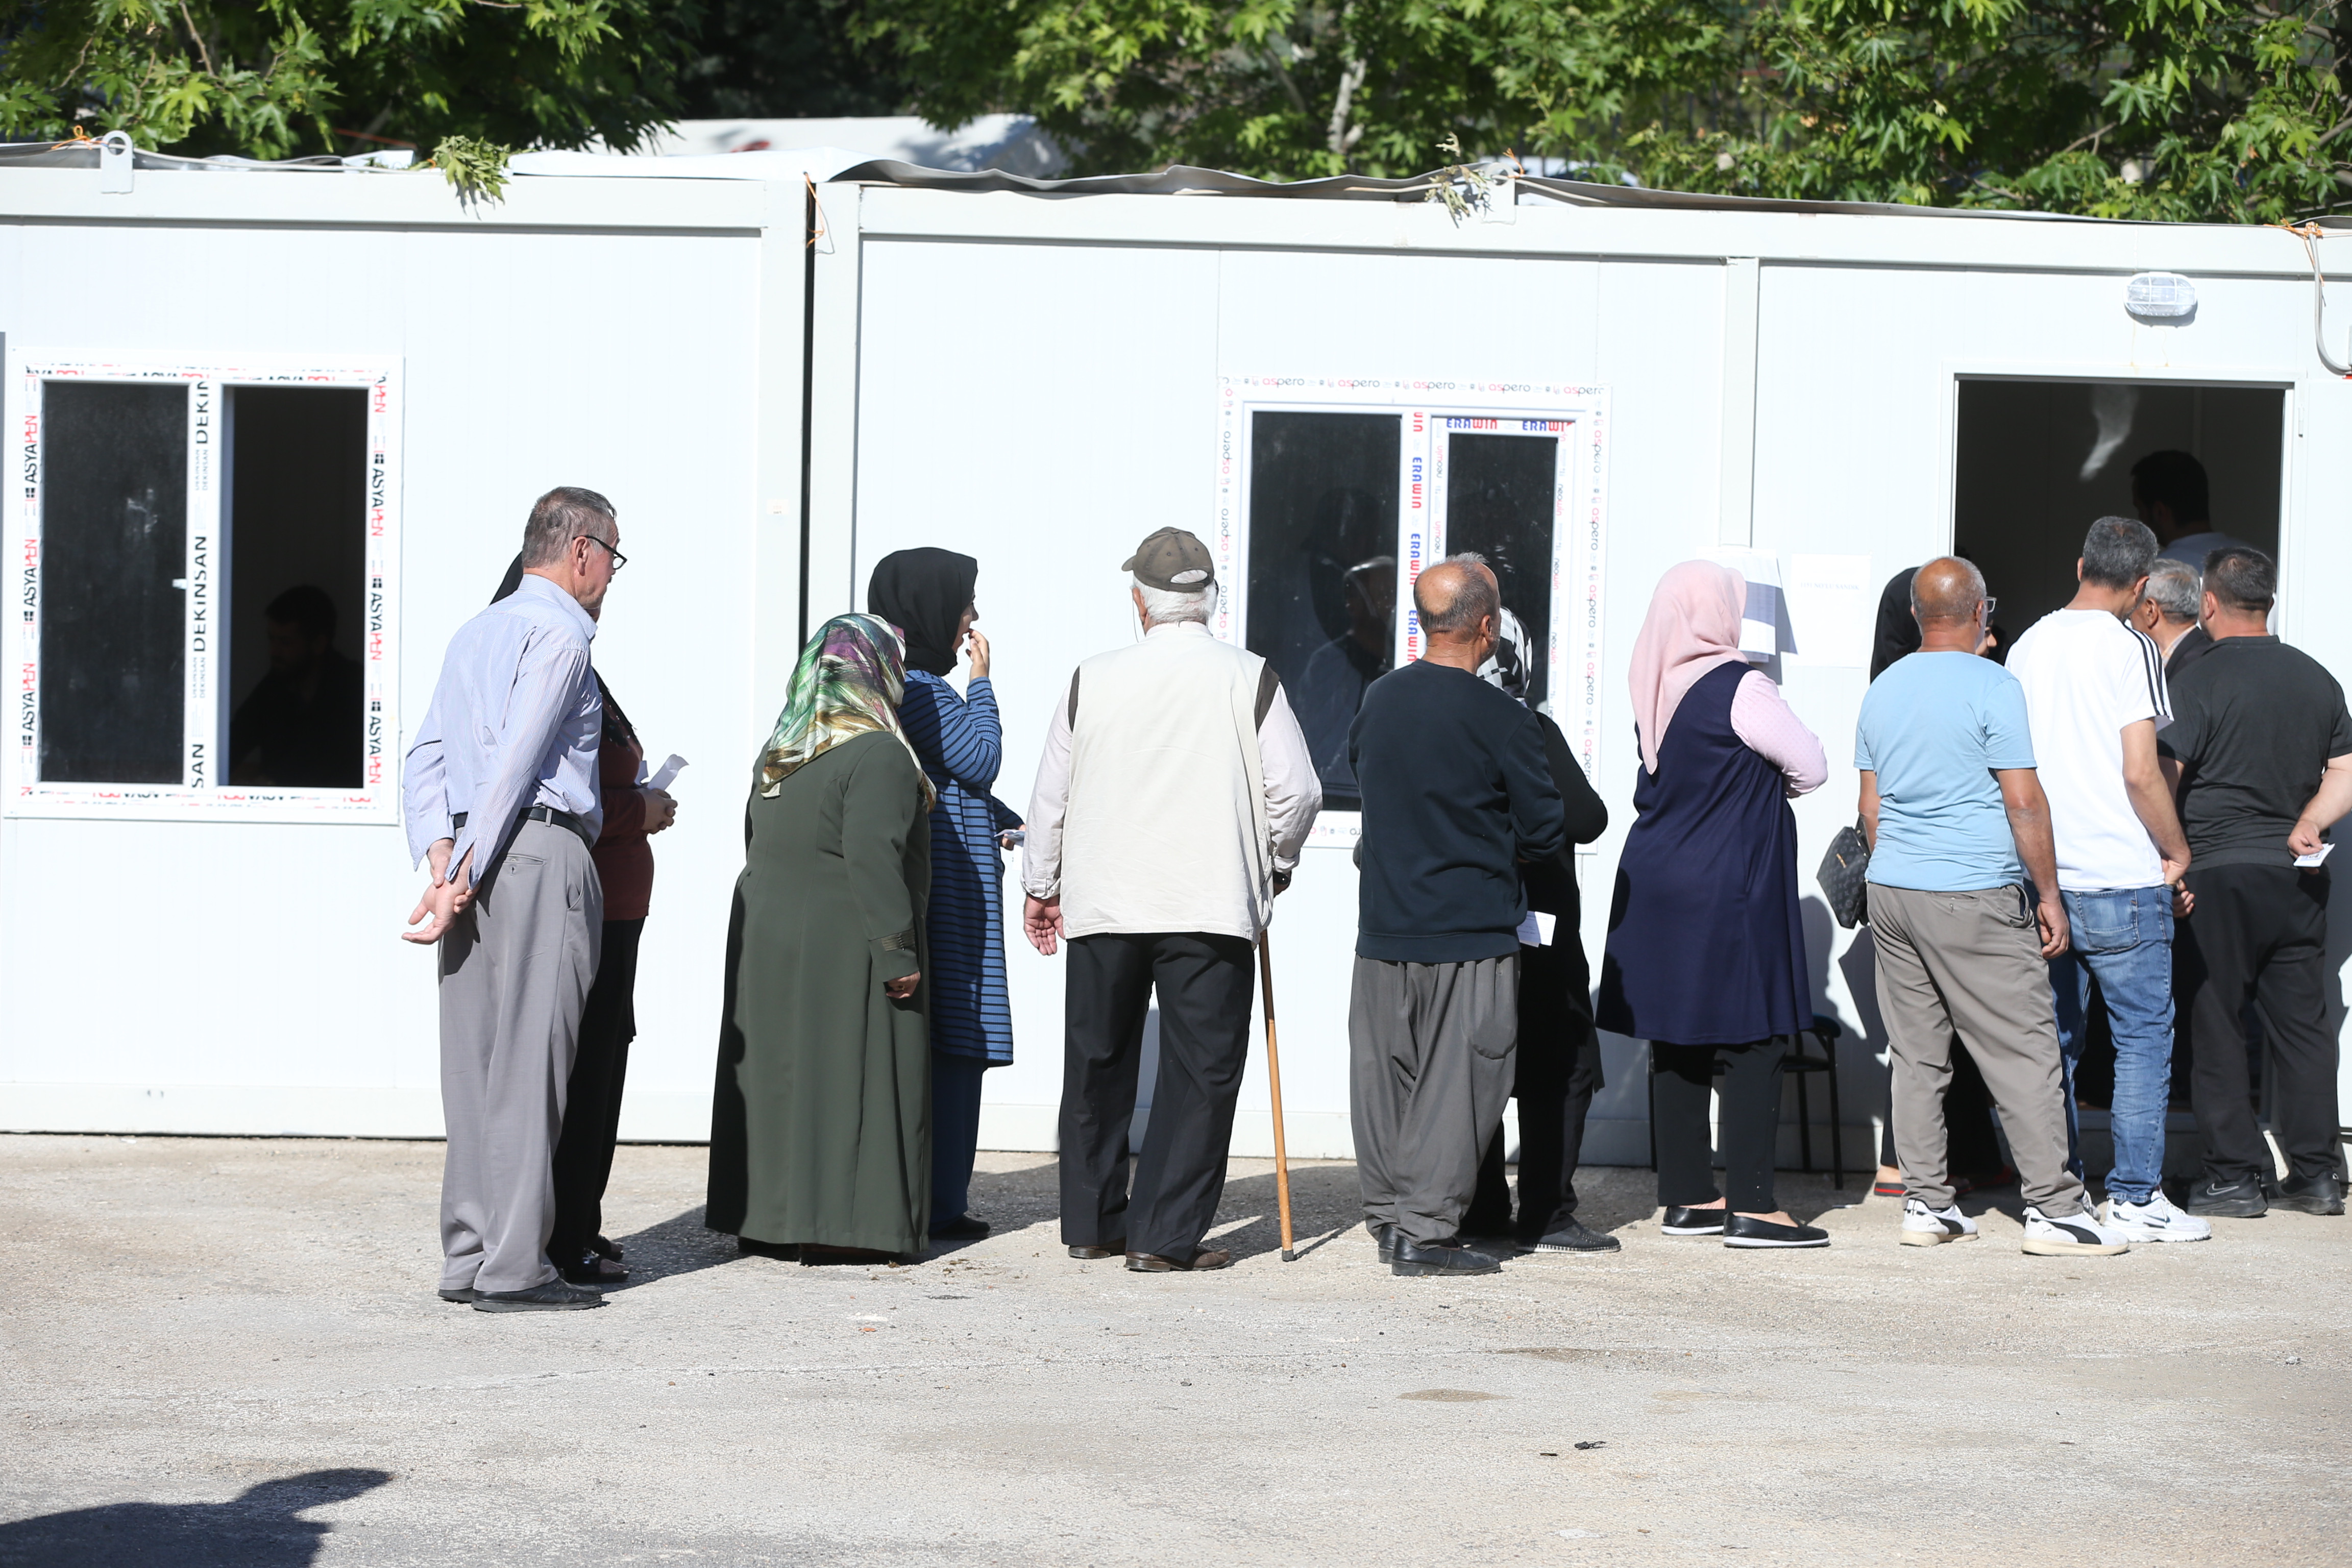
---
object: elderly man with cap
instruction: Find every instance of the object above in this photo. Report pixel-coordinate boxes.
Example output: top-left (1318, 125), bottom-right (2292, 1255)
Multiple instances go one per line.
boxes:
top-left (1022, 528), bottom-right (1321, 1271)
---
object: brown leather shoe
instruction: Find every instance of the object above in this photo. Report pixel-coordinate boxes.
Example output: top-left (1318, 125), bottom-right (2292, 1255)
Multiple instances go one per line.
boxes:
top-left (1067, 1239), bottom-right (1126, 1260)
top-left (1125, 1248), bottom-right (1232, 1272)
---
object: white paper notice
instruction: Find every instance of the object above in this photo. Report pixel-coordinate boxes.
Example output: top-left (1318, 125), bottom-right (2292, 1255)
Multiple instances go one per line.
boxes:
top-left (2295, 842), bottom-right (2334, 868)
top-left (1515, 910), bottom-right (1559, 946)
top-left (1708, 547), bottom-right (1783, 656)
top-left (643, 754), bottom-right (688, 791)
top-left (1783, 554), bottom-right (1877, 669)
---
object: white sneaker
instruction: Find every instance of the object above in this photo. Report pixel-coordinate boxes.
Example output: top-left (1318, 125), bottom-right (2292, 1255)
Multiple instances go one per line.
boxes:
top-left (2100, 1192), bottom-right (2213, 1243)
top-left (2021, 1204), bottom-right (2132, 1256)
top-left (1899, 1197), bottom-right (1979, 1246)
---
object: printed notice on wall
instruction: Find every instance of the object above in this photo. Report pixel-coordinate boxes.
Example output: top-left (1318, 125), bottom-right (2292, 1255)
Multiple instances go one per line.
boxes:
top-left (1782, 554), bottom-right (1877, 669)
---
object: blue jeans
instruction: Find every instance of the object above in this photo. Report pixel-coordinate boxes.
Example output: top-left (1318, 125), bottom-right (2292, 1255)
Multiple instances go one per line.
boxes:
top-left (2047, 886), bottom-right (2175, 1204)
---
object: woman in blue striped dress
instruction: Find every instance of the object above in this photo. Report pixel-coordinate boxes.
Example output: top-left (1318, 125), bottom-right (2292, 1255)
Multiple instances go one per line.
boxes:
top-left (870, 549), bottom-right (1023, 1241)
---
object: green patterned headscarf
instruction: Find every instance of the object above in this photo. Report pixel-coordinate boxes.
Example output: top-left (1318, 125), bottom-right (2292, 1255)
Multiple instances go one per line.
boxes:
top-left (757, 613), bottom-right (936, 805)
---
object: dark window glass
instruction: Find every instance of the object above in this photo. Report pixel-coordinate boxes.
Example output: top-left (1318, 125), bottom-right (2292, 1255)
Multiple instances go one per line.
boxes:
top-left (1245, 411), bottom-right (1399, 811)
top-left (1446, 432), bottom-right (1558, 712)
top-left (40, 381), bottom-right (186, 784)
top-left (225, 386), bottom-right (368, 788)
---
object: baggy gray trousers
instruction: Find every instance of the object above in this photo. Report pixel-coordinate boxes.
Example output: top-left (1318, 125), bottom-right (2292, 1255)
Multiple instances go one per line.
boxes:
top-left (437, 820), bottom-right (603, 1294)
top-left (1349, 953), bottom-right (1518, 1245)
top-left (1867, 883), bottom-right (2088, 1217)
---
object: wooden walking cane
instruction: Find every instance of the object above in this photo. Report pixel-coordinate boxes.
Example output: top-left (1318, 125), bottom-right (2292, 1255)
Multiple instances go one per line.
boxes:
top-left (1257, 931), bottom-right (1297, 1261)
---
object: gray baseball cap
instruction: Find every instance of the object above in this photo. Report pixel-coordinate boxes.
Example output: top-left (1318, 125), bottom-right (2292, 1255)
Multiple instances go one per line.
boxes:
top-left (1123, 527), bottom-right (1215, 593)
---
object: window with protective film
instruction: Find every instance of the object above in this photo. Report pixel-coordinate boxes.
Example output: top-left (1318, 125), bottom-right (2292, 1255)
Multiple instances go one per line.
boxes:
top-left (5, 355), bottom-right (402, 821)
top-left (1216, 376), bottom-right (1610, 840)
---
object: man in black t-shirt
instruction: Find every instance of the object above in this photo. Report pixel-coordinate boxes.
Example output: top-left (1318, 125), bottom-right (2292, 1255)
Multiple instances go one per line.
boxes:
top-left (2159, 548), bottom-right (2352, 1218)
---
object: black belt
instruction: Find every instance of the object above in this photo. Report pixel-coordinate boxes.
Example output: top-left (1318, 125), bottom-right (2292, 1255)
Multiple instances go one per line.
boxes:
top-left (452, 805), bottom-right (593, 848)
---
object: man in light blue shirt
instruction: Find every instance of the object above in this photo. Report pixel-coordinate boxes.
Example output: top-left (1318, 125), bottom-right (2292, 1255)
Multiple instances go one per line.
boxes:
top-left (402, 486), bottom-right (622, 1312)
top-left (1855, 556), bottom-right (2130, 1258)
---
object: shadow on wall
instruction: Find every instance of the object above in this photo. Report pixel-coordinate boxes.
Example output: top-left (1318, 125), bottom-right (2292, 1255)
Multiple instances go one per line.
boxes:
top-left (1834, 918), bottom-right (1894, 1149)
top-left (0, 1469), bottom-right (391, 1566)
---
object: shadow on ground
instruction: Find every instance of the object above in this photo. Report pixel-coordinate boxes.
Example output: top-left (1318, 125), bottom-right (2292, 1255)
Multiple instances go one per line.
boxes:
top-left (0, 1470), bottom-right (389, 1567)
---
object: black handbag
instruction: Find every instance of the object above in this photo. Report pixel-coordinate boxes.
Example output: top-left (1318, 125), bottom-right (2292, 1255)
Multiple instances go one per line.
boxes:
top-left (1817, 818), bottom-right (1871, 929)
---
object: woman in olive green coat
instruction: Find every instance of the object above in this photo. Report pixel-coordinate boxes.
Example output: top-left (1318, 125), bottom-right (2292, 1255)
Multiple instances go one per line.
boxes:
top-left (707, 614), bottom-right (937, 1261)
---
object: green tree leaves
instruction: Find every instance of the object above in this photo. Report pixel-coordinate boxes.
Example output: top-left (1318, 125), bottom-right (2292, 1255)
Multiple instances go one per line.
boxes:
top-left (0, 0), bottom-right (699, 159)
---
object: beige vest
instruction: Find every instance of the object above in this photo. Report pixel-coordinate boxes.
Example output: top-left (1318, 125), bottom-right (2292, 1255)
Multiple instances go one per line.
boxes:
top-left (1061, 628), bottom-right (1272, 941)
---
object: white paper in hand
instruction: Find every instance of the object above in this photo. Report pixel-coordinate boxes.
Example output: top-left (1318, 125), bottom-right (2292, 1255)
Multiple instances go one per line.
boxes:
top-left (645, 755), bottom-right (688, 792)
top-left (2294, 841), bottom-right (2334, 868)
top-left (1515, 910), bottom-right (1559, 947)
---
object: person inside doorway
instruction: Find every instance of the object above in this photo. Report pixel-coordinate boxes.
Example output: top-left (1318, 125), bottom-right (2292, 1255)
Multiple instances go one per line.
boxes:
top-left (2132, 450), bottom-right (2256, 568)
top-left (228, 584), bottom-right (363, 788)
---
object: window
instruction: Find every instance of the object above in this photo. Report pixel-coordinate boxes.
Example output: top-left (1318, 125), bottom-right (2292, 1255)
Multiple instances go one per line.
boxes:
top-left (5, 355), bottom-right (401, 820)
top-left (1217, 377), bottom-right (1611, 837)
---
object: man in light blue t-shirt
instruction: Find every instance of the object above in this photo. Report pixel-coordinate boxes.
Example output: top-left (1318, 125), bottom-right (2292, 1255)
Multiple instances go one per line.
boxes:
top-left (1854, 556), bottom-right (2129, 1257)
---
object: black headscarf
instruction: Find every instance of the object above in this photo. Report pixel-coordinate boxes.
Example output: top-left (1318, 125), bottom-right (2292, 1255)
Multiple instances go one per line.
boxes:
top-left (866, 548), bottom-right (978, 678)
top-left (1870, 568), bottom-right (1920, 681)
top-left (493, 552), bottom-right (634, 747)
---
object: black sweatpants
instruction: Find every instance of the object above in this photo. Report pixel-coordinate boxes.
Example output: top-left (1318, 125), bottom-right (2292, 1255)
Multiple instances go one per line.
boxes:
top-left (549, 917), bottom-right (643, 1266)
top-left (2175, 864), bottom-right (2341, 1184)
top-left (1059, 932), bottom-right (1256, 1263)
top-left (1466, 943), bottom-right (1605, 1242)
top-left (1653, 1038), bottom-right (1785, 1214)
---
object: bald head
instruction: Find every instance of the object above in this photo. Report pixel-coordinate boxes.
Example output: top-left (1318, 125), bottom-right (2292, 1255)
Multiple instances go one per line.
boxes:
top-left (1415, 554), bottom-right (1500, 672)
top-left (1910, 557), bottom-right (1987, 625)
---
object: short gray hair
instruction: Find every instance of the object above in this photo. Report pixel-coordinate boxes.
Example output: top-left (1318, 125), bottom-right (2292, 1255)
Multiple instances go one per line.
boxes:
top-left (2144, 558), bottom-right (2201, 624)
top-left (2081, 516), bottom-right (2159, 590)
top-left (1135, 575), bottom-right (1216, 625)
top-left (1418, 552), bottom-right (1499, 634)
top-left (521, 486), bottom-right (617, 568)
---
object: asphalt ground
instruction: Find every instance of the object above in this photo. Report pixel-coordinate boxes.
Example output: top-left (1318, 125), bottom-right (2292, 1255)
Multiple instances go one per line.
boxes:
top-left (2, 1134), bottom-right (2344, 1566)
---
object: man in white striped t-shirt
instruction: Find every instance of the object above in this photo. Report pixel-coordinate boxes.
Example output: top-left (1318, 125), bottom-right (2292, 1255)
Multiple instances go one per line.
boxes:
top-left (2006, 516), bottom-right (2207, 1244)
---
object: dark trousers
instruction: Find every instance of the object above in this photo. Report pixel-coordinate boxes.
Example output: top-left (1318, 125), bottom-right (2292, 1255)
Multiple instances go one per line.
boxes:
top-left (2176, 864), bottom-right (2341, 1184)
top-left (930, 1052), bottom-right (988, 1230)
top-left (1059, 932), bottom-right (1256, 1262)
top-left (1653, 1039), bottom-right (1784, 1213)
top-left (548, 917), bottom-right (643, 1266)
top-left (1467, 945), bottom-right (1605, 1241)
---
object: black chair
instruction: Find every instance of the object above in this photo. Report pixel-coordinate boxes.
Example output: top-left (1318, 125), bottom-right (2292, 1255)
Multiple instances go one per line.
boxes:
top-left (1646, 1013), bottom-right (1846, 1190)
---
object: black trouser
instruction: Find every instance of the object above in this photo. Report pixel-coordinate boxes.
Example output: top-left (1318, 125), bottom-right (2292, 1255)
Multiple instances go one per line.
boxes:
top-left (549, 917), bottom-right (644, 1265)
top-left (1654, 1038), bottom-right (1785, 1214)
top-left (1466, 944), bottom-right (1605, 1241)
top-left (1059, 932), bottom-right (1255, 1263)
top-left (2175, 864), bottom-right (2341, 1184)
top-left (1878, 1038), bottom-right (2006, 1179)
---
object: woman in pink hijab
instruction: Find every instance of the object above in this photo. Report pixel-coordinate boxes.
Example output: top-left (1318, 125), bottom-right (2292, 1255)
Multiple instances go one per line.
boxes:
top-left (1598, 560), bottom-right (1831, 1248)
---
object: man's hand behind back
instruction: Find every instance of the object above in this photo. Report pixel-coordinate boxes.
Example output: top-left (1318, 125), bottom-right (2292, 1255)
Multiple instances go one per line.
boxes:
top-left (402, 841), bottom-right (474, 945)
top-left (2035, 892), bottom-right (2070, 960)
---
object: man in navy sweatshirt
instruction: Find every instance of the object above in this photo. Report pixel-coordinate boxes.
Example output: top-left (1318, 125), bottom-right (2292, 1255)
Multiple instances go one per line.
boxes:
top-left (1348, 555), bottom-right (1566, 1277)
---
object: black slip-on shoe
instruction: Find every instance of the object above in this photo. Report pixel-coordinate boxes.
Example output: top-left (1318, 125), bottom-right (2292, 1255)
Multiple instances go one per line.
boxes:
top-left (1462, 1233), bottom-right (1531, 1256)
top-left (1125, 1249), bottom-right (1232, 1272)
top-left (1534, 1218), bottom-right (1622, 1253)
top-left (930, 1213), bottom-right (991, 1241)
top-left (1723, 1213), bottom-right (1830, 1250)
top-left (1661, 1205), bottom-right (1726, 1236)
top-left (2184, 1177), bottom-right (2268, 1218)
top-left (1368, 1221), bottom-right (1401, 1263)
top-left (2274, 1172), bottom-right (2346, 1216)
top-left (1068, 1239), bottom-right (1126, 1260)
top-left (592, 1235), bottom-right (623, 1262)
top-left (1390, 1237), bottom-right (1502, 1277)
top-left (437, 1286), bottom-right (479, 1304)
top-left (473, 1277), bottom-right (606, 1312)
top-left (560, 1254), bottom-right (627, 1286)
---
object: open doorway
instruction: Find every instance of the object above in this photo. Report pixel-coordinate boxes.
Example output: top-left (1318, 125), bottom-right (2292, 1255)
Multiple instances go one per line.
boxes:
top-left (1952, 380), bottom-right (2283, 650)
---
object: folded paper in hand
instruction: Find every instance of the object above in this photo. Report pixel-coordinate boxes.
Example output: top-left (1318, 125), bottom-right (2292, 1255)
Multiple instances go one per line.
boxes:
top-left (1515, 910), bottom-right (1558, 947)
top-left (640, 754), bottom-right (688, 792)
top-left (2294, 841), bottom-right (2334, 868)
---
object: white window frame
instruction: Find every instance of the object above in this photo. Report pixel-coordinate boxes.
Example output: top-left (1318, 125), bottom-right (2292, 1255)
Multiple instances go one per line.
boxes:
top-left (1215, 374), bottom-right (1611, 843)
top-left (5, 351), bottom-right (403, 822)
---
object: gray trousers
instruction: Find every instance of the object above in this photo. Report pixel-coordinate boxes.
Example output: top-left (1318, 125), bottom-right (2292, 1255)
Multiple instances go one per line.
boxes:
top-left (1350, 953), bottom-right (1518, 1245)
top-left (1868, 884), bottom-right (2087, 1217)
top-left (438, 820), bottom-right (603, 1294)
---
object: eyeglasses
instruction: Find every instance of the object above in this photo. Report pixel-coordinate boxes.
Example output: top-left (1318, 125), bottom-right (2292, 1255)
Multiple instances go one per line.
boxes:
top-left (577, 534), bottom-right (627, 572)
top-left (1981, 597), bottom-right (1998, 620)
